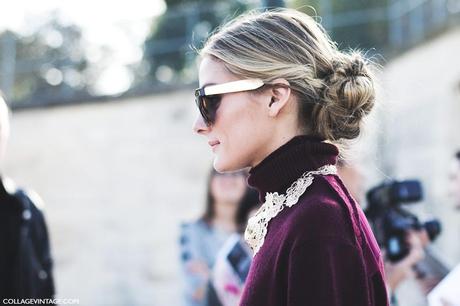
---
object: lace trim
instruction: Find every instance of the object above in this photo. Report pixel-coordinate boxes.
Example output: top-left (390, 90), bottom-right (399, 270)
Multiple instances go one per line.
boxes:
top-left (244, 164), bottom-right (337, 256)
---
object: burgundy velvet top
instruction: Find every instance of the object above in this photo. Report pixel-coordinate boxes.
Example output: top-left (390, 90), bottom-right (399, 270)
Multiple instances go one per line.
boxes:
top-left (240, 135), bottom-right (389, 306)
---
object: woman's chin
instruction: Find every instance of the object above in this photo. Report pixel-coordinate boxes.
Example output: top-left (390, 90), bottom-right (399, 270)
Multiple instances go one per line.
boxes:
top-left (213, 156), bottom-right (243, 173)
top-left (213, 158), bottom-right (231, 173)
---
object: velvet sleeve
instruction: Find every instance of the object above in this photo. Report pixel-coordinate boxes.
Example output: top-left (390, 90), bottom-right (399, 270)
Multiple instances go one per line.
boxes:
top-left (287, 238), bottom-right (371, 306)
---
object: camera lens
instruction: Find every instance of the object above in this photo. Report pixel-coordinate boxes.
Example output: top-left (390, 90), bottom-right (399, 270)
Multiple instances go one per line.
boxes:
top-left (423, 219), bottom-right (442, 241)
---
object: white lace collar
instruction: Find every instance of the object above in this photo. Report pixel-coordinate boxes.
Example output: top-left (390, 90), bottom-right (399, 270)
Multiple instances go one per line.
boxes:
top-left (244, 164), bottom-right (337, 256)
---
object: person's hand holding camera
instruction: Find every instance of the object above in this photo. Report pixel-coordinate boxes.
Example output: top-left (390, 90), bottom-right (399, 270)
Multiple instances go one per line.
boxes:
top-left (385, 230), bottom-right (425, 291)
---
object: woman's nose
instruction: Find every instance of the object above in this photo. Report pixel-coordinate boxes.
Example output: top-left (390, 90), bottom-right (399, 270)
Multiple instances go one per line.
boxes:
top-left (192, 114), bottom-right (209, 135)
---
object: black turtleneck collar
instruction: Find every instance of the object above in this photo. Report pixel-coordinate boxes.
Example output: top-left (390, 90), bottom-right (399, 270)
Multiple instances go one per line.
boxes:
top-left (248, 135), bottom-right (339, 200)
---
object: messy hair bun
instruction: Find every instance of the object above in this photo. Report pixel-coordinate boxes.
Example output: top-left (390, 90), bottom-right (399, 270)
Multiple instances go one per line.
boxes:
top-left (201, 8), bottom-right (377, 142)
top-left (311, 51), bottom-right (375, 141)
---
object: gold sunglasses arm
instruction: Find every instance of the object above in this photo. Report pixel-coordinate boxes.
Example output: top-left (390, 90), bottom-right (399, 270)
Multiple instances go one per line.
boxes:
top-left (204, 79), bottom-right (265, 96)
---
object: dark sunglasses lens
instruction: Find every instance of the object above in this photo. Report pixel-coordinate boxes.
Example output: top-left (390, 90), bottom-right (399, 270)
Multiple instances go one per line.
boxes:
top-left (196, 96), bottom-right (210, 125)
top-left (198, 95), bottom-right (221, 126)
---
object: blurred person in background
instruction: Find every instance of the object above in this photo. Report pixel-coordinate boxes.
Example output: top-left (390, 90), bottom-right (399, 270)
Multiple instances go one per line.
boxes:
top-left (448, 151), bottom-right (460, 211)
top-left (0, 93), bottom-right (55, 300)
top-left (335, 159), bottom-right (366, 204)
top-left (193, 8), bottom-right (388, 306)
top-left (419, 151), bottom-right (460, 306)
top-left (337, 160), bottom-right (428, 305)
top-left (429, 150), bottom-right (460, 306)
top-left (179, 169), bottom-right (253, 306)
top-left (210, 188), bottom-right (260, 306)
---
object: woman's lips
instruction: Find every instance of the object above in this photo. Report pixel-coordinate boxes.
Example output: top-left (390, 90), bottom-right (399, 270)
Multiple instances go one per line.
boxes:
top-left (208, 140), bottom-right (220, 151)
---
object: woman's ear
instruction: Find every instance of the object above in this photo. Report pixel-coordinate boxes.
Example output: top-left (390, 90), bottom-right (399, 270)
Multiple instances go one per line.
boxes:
top-left (267, 79), bottom-right (291, 117)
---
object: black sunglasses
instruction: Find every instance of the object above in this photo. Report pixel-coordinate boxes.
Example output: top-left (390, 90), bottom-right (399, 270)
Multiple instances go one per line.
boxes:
top-left (194, 79), bottom-right (266, 126)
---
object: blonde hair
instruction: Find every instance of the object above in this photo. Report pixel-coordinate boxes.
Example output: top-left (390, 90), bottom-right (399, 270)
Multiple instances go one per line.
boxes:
top-left (200, 8), bottom-right (377, 143)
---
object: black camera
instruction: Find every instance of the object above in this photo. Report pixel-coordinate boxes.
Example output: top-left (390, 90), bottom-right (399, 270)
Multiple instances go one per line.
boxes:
top-left (365, 180), bottom-right (441, 262)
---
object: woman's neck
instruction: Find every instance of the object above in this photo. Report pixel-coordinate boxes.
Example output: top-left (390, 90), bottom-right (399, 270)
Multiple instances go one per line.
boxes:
top-left (212, 201), bottom-right (238, 232)
top-left (251, 125), bottom-right (305, 168)
top-left (247, 134), bottom-right (339, 197)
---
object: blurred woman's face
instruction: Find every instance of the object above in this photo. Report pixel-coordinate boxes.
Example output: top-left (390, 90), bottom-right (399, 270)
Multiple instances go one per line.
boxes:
top-left (193, 56), bottom-right (274, 172)
top-left (210, 173), bottom-right (247, 204)
top-left (448, 159), bottom-right (460, 210)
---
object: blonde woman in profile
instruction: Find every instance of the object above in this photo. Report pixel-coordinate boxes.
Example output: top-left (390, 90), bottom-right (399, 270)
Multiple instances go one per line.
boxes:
top-left (192, 8), bottom-right (388, 306)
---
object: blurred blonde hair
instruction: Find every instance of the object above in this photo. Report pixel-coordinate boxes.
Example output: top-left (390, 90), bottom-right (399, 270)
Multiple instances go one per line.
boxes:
top-left (200, 8), bottom-right (377, 143)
